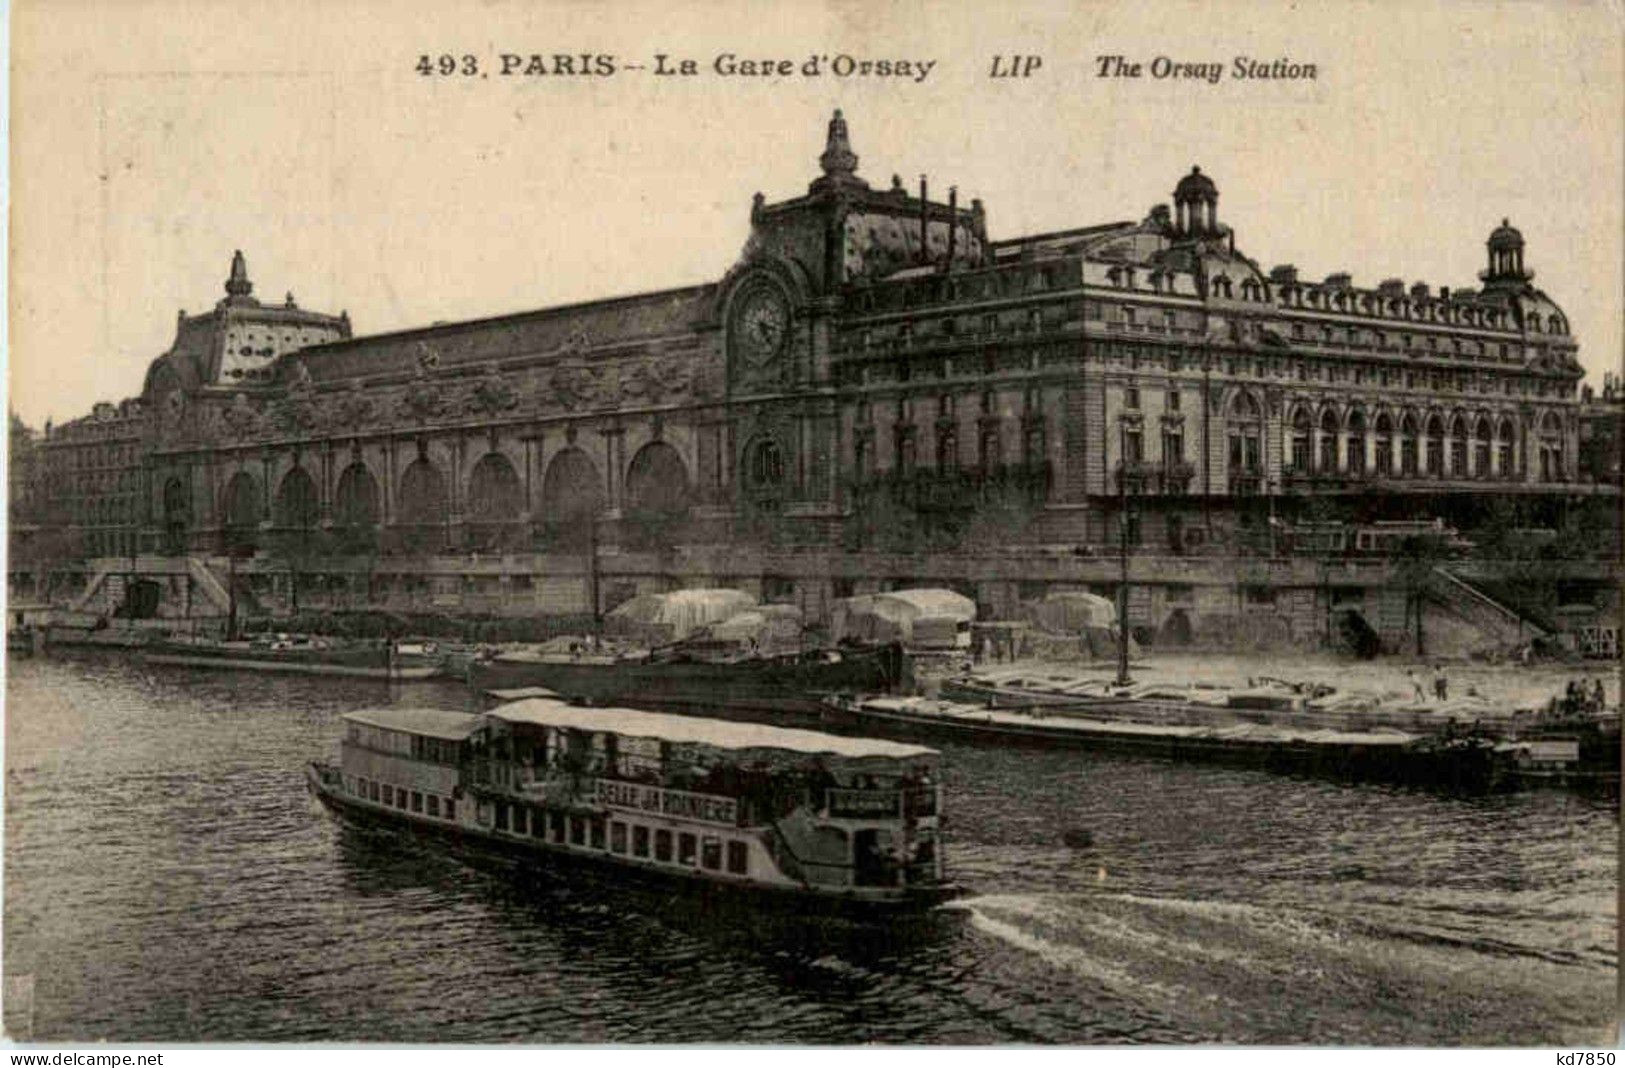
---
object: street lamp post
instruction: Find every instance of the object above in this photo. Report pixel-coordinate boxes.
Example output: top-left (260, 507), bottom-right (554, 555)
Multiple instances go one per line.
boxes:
top-left (1117, 421), bottom-right (1133, 687)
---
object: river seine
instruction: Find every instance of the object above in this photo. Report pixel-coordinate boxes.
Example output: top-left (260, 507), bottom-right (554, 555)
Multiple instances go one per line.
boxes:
top-left (4, 652), bottom-right (1616, 1045)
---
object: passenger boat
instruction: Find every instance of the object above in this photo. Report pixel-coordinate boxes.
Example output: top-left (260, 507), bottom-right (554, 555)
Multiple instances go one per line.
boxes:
top-left (466, 642), bottom-right (905, 725)
top-left (144, 634), bottom-right (442, 679)
top-left (307, 697), bottom-right (959, 914)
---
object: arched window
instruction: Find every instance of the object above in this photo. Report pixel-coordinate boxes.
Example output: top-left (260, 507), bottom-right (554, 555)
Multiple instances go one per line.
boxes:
top-left (627, 442), bottom-right (691, 518)
top-left (1447, 416), bottom-right (1467, 478)
top-left (1228, 392), bottom-right (1262, 485)
top-left (1424, 414), bottom-right (1444, 476)
top-left (1399, 414), bottom-right (1418, 476)
top-left (1289, 408), bottom-right (1311, 473)
top-left (274, 467), bottom-right (320, 531)
top-left (1538, 413), bottom-right (1564, 482)
top-left (743, 436), bottom-right (786, 510)
top-left (397, 458), bottom-right (447, 552)
top-left (334, 463), bottom-right (380, 527)
top-left (1473, 418), bottom-right (1492, 478)
top-left (467, 452), bottom-right (523, 550)
top-left (1497, 417), bottom-right (1517, 478)
top-left (1318, 409), bottom-right (1340, 474)
top-left (1347, 409), bottom-right (1367, 475)
top-left (222, 471), bottom-right (262, 553)
top-left (1374, 413), bottom-right (1393, 475)
top-left (162, 476), bottom-right (190, 555)
top-left (333, 463), bottom-right (380, 553)
top-left (539, 448), bottom-right (603, 550)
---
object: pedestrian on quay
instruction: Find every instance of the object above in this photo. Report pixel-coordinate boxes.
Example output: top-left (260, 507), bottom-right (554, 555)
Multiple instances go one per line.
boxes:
top-left (1407, 668), bottom-right (1426, 703)
top-left (1433, 665), bottom-right (1449, 701)
top-left (1593, 678), bottom-right (1607, 713)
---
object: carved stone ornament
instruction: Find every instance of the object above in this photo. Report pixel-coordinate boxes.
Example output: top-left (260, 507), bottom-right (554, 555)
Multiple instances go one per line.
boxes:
top-left (222, 393), bottom-right (265, 438)
top-left (333, 379), bottom-right (376, 429)
top-left (549, 361), bottom-right (606, 411)
top-left (466, 363), bottom-right (518, 416)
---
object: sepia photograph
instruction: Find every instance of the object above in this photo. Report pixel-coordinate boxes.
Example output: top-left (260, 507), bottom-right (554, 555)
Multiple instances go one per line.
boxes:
top-left (5, 0), bottom-right (1620, 1051)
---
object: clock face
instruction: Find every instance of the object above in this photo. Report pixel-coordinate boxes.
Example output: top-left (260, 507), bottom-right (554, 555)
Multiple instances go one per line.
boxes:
top-left (732, 286), bottom-right (790, 366)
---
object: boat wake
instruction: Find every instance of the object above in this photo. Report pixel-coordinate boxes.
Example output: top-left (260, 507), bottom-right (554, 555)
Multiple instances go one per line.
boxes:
top-left (943, 889), bottom-right (1615, 1045)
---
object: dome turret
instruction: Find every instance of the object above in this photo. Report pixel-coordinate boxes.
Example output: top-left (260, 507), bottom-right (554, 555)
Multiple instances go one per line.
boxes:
top-left (1482, 218), bottom-right (1532, 287)
top-left (1172, 166), bottom-right (1219, 237)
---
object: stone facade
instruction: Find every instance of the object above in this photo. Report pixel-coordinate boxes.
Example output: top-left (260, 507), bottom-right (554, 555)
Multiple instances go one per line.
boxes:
top-left (22, 112), bottom-right (1609, 646)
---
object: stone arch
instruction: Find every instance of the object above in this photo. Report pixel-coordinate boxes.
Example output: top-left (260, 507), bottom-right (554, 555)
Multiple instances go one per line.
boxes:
top-left (626, 441), bottom-right (691, 516)
top-left (334, 462), bottom-right (381, 526)
top-left (466, 452), bottom-right (524, 551)
top-left (540, 448), bottom-right (603, 549)
top-left (397, 457), bottom-right (447, 552)
top-left (222, 470), bottom-right (262, 552)
top-left (273, 466), bottom-right (320, 530)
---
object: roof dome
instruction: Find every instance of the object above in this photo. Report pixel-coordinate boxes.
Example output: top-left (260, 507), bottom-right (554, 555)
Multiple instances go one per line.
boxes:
top-left (1174, 166), bottom-right (1217, 202)
top-left (1488, 218), bottom-right (1524, 249)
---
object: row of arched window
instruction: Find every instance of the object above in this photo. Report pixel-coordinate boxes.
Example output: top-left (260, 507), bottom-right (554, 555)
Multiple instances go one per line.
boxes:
top-left (1233, 396), bottom-right (1569, 481)
top-left (169, 442), bottom-right (696, 539)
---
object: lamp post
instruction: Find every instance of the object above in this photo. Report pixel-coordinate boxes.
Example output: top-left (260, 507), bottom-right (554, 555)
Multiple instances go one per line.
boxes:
top-left (1117, 420), bottom-right (1133, 687)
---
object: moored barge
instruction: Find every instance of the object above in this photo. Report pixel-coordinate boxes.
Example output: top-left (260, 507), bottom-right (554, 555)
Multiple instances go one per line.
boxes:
top-left (308, 697), bottom-right (958, 914)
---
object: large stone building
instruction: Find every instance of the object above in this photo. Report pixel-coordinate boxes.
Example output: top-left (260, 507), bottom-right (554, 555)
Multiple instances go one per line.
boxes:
top-left (25, 112), bottom-right (1613, 647)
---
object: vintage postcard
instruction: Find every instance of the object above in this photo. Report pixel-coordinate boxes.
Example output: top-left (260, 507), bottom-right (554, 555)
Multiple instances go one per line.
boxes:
top-left (6, 0), bottom-right (1621, 1053)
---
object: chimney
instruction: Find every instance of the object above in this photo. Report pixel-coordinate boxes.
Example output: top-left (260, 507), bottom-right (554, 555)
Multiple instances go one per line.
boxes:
top-left (919, 175), bottom-right (929, 264)
top-left (945, 186), bottom-right (958, 271)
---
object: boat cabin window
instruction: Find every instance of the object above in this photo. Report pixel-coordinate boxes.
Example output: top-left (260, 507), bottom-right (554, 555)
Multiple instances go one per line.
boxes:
top-left (381, 785), bottom-right (393, 806)
top-left (369, 782), bottom-right (380, 802)
top-left (357, 776), bottom-right (369, 797)
top-left (633, 825), bottom-right (650, 858)
top-left (427, 795), bottom-right (439, 818)
top-left (530, 807), bottom-right (546, 838)
top-left (655, 829), bottom-right (673, 863)
top-left (611, 821), bottom-right (628, 854)
top-left (678, 833), bottom-right (697, 866)
top-left (569, 816), bottom-right (586, 846)
top-left (590, 817), bottom-right (606, 850)
top-left (445, 799), bottom-right (456, 821)
top-left (701, 837), bottom-right (722, 871)
top-left (411, 791), bottom-right (423, 814)
top-left (495, 802), bottom-right (509, 831)
top-left (550, 812), bottom-right (566, 842)
top-left (726, 841), bottom-right (748, 875)
top-left (512, 806), bottom-right (528, 836)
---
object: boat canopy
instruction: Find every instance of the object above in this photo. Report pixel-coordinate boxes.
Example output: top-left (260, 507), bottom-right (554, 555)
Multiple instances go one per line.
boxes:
top-left (1023, 591), bottom-right (1118, 632)
top-left (488, 697), bottom-right (937, 762)
top-left (605, 588), bottom-right (756, 642)
top-left (832, 588), bottom-right (976, 644)
top-left (345, 707), bottom-right (485, 741)
top-left (689, 604), bottom-right (804, 650)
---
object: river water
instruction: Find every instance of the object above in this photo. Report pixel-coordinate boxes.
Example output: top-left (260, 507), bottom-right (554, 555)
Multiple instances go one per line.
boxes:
top-left (4, 652), bottom-right (1617, 1045)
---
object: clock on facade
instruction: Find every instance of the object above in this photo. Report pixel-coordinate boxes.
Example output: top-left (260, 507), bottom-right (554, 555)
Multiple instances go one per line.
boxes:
top-left (728, 281), bottom-right (791, 389)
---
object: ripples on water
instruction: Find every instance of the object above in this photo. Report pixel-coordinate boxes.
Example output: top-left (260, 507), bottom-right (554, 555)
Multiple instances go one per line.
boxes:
top-left (4, 652), bottom-right (1617, 1044)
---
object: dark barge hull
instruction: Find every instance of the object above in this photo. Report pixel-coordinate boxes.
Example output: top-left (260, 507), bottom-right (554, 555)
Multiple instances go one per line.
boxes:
top-left (468, 647), bottom-right (901, 726)
top-left (825, 702), bottom-right (1512, 791)
top-left (306, 764), bottom-right (959, 919)
top-left (145, 644), bottom-right (441, 679)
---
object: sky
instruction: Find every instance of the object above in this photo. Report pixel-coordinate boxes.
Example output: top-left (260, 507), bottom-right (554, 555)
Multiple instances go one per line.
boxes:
top-left (9, 0), bottom-right (1622, 428)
